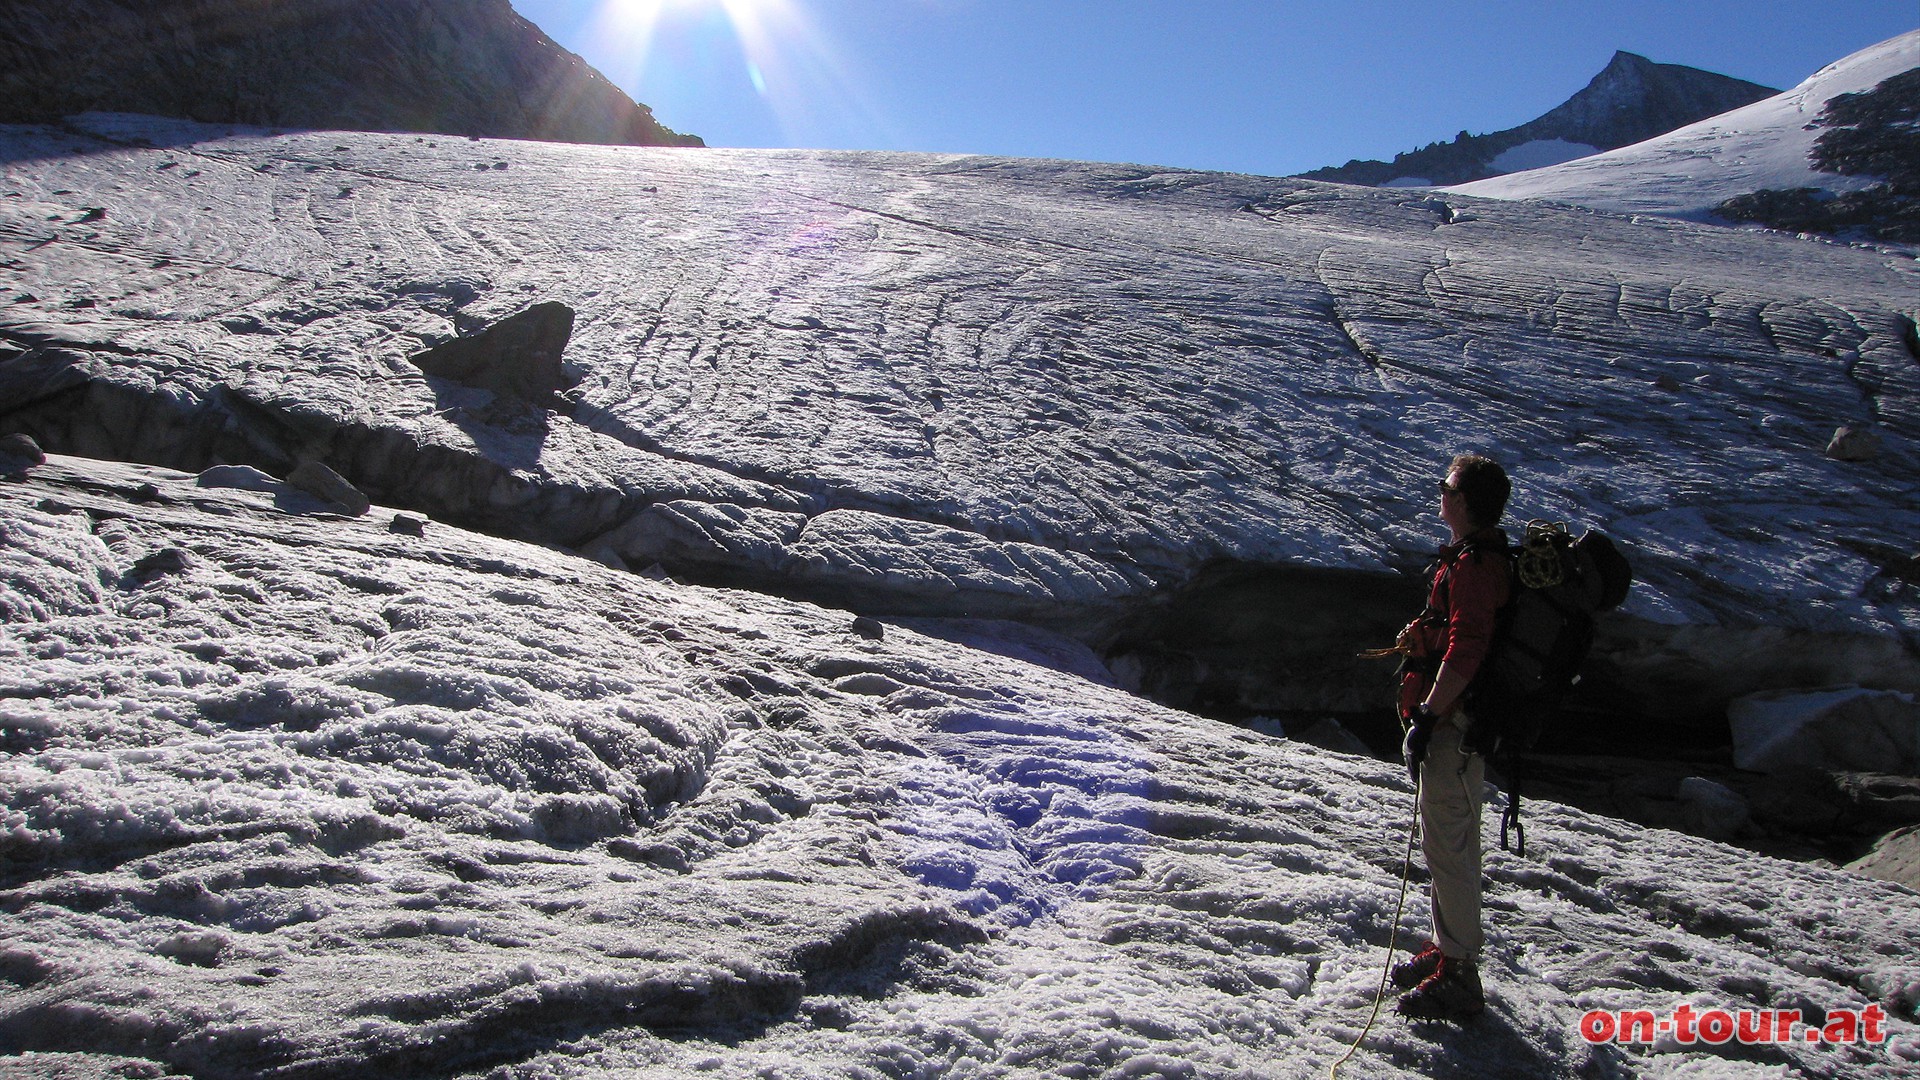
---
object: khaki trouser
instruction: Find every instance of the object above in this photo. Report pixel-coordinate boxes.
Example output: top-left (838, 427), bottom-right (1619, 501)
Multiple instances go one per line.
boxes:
top-left (1419, 710), bottom-right (1484, 960)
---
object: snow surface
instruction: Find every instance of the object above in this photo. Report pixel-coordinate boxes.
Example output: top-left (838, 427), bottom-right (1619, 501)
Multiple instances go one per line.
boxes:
top-left (1487, 140), bottom-right (1603, 176)
top-left (1449, 31), bottom-right (1920, 218)
top-left (4, 455), bottom-right (1920, 1079)
top-left (1, 111), bottom-right (1916, 667)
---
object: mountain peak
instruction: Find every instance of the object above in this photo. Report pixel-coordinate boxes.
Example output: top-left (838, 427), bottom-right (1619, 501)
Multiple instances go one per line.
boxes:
top-left (1447, 29), bottom-right (1920, 241)
top-left (1299, 52), bottom-right (1777, 187)
top-left (1531, 51), bottom-right (1777, 147)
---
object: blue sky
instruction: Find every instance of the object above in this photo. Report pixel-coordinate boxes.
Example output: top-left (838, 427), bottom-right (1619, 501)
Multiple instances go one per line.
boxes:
top-left (512, 1), bottom-right (1918, 177)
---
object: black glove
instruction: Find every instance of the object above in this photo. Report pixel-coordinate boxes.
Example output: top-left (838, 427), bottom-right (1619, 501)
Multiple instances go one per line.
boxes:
top-left (1402, 704), bottom-right (1436, 786)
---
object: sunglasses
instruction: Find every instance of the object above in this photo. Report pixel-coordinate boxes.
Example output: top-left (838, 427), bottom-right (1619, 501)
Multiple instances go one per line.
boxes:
top-left (1439, 480), bottom-right (1462, 496)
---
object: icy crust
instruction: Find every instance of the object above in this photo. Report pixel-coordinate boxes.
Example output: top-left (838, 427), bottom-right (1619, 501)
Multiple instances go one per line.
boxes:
top-left (0, 117), bottom-right (1917, 655)
top-left (3, 459), bottom-right (1920, 1079)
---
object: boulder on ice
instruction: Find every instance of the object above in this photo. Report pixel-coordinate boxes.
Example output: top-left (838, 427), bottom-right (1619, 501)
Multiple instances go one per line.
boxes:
top-left (1730, 685), bottom-right (1920, 775)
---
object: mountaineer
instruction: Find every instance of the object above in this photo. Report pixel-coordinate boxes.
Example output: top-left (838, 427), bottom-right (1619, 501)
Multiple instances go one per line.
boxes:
top-left (1388, 452), bottom-right (1512, 1022)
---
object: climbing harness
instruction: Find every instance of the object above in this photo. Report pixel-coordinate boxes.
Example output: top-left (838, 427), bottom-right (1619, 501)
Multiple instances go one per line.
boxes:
top-left (1328, 782), bottom-right (1422, 1080)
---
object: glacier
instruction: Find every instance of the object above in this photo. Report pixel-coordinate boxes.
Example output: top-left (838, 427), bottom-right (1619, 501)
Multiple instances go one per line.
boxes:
top-left (3, 31), bottom-right (1920, 1079)
top-left (2, 111), bottom-right (1916, 725)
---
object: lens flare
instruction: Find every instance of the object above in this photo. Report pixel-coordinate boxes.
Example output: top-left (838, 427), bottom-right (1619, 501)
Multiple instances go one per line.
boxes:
top-left (585, 0), bottom-right (896, 147)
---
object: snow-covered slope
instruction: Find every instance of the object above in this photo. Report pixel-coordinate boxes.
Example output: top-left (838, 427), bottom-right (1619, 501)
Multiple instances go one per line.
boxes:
top-left (4, 455), bottom-right (1918, 1079)
top-left (3, 114), bottom-right (1917, 723)
top-left (1447, 30), bottom-right (1920, 218)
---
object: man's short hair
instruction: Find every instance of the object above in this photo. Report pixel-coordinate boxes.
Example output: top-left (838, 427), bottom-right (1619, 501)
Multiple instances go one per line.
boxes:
top-left (1450, 453), bottom-right (1510, 529)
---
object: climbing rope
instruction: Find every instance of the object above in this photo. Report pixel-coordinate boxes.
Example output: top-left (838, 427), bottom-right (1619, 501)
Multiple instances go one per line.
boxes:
top-left (1516, 519), bottom-right (1571, 589)
top-left (1328, 783), bottom-right (1423, 1080)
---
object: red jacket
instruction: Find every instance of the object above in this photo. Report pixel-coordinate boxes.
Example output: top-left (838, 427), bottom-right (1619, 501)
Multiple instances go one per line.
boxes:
top-left (1398, 527), bottom-right (1512, 717)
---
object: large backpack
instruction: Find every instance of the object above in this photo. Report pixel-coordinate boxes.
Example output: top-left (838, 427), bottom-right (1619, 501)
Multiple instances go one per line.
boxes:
top-left (1464, 520), bottom-right (1632, 852)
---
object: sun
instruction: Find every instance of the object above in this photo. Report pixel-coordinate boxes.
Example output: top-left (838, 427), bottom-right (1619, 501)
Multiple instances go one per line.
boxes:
top-left (593, 0), bottom-right (795, 60)
top-left (585, 0), bottom-right (894, 148)
top-left (600, 0), bottom-right (784, 24)
top-left (590, 0), bottom-right (799, 97)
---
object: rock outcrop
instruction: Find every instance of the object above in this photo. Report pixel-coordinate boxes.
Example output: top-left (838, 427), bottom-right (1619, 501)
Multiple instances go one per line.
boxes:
top-left (409, 301), bottom-right (578, 409)
top-left (0, 0), bottom-right (702, 146)
top-left (287, 458), bottom-right (372, 516)
top-left (1850, 824), bottom-right (1920, 890)
top-left (0, 432), bottom-right (45, 475)
top-left (1716, 65), bottom-right (1920, 243)
top-left (1827, 423), bottom-right (1886, 461)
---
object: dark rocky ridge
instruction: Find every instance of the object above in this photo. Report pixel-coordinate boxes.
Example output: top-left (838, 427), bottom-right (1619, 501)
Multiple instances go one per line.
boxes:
top-left (1301, 51), bottom-right (1776, 187)
top-left (0, 0), bottom-right (701, 146)
top-left (1718, 65), bottom-right (1920, 242)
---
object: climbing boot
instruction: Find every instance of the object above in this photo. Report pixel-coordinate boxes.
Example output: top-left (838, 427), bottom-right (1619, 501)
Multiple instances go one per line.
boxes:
top-left (1390, 941), bottom-right (1443, 990)
top-left (1397, 955), bottom-right (1484, 1022)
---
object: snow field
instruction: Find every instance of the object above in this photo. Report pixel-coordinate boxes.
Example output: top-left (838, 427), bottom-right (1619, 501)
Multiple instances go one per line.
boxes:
top-left (2, 459), bottom-right (1920, 1077)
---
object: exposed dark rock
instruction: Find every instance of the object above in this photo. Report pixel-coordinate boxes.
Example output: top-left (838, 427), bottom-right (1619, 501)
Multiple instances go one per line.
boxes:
top-left (130, 546), bottom-right (193, 580)
top-left (1301, 51), bottom-right (1776, 187)
top-left (1826, 423), bottom-right (1884, 461)
top-left (389, 513), bottom-right (427, 537)
top-left (1675, 776), bottom-right (1751, 841)
top-left (1518, 754), bottom-right (1920, 867)
top-left (287, 459), bottom-right (370, 516)
top-left (1746, 767), bottom-right (1855, 834)
top-left (1831, 771), bottom-right (1920, 827)
top-left (1848, 824), bottom-right (1920, 891)
top-left (409, 301), bottom-right (577, 409)
top-left (1716, 66), bottom-right (1920, 242)
top-left (1810, 66), bottom-right (1920, 183)
top-left (1717, 184), bottom-right (1920, 242)
top-left (0, 432), bottom-right (45, 474)
top-left (0, 0), bottom-right (702, 147)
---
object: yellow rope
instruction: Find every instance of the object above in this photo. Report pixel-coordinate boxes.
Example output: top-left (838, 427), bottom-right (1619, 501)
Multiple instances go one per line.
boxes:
top-left (1329, 784), bottom-right (1422, 1080)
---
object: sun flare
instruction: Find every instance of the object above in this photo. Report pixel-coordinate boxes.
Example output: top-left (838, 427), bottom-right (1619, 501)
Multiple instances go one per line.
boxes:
top-left (586, 0), bottom-right (894, 148)
top-left (599, 0), bottom-right (784, 28)
top-left (593, 0), bottom-right (795, 76)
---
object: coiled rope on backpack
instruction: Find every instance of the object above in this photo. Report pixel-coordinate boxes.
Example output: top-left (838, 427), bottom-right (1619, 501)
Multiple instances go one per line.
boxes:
top-left (1515, 520), bottom-right (1570, 590)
